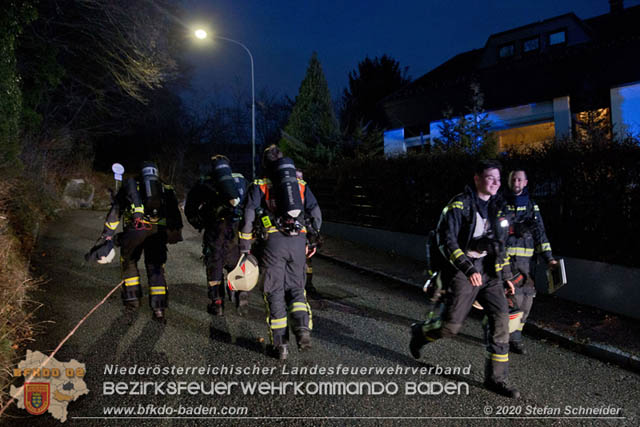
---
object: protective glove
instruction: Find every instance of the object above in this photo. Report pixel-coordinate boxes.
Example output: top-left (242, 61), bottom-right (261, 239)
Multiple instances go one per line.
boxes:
top-left (85, 238), bottom-right (115, 264)
top-left (305, 244), bottom-right (316, 258)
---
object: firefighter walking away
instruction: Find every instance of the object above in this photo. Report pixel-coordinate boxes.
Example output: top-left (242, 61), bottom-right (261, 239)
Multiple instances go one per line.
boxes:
top-left (86, 161), bottom-right (183, 321)
top-left (238, 145), bottom-right (322, 360)
top-left (184, 155), bottom-right (249, 316)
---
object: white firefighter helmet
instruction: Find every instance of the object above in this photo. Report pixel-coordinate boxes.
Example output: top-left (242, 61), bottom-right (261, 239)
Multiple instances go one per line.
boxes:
top-left (506, 294), bottom-right (524, 333)
top-left (508, 310), bottom-right (524, 333)
top-left (227, 254), bottom-right (259, 292)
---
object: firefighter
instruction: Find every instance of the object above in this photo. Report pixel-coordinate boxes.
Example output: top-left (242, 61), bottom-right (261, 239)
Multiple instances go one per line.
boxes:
top-left (504, 169), bottom-right (557, 355)
top-left (409, 160), bottom-right (521, 398)
top-left (184, 155), bottom-right (248, 316)
top-left (239, 145), bottom-right (322, 360)
top-left (94, 161), bottom-right (183, 321)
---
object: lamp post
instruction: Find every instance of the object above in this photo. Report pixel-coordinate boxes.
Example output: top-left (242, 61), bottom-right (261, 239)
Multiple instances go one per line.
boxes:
top-left (195, 29), bottom-right (256, 179)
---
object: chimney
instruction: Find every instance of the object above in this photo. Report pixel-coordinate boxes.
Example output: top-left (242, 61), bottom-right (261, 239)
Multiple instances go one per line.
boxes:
top-left (609, 0), bottom-right (624, 13)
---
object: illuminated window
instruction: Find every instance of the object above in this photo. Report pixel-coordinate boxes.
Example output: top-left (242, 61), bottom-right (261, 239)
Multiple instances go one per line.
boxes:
top-left (523, 37), bottom-right (539, 52)
top-left (499, 43), bottom-right (515, 58)
top-left (549, 30), bottom-right (566, 45)
top-left (495, 122), bottom-right (556, 153)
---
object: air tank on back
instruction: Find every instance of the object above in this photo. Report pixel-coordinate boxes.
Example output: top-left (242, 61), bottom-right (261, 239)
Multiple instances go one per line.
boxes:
top-left (211, 157), bottom-right (240, 205)
top-left (140, 161), bottom-right (164, 217)
top-left (272, 157), bottom-right (303, 219)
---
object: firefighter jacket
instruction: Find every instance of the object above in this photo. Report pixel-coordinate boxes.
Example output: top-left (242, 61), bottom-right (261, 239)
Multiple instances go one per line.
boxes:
top-left (184, 173), bottom-right (247, 231)
top-left (504, 188), bottom-right (553, 274)
top-left (436, 185), bottom-right (514, 282)
top-left (102, 177), bottom-right (182, 238)
top-left (238, 177), bottom-right (322, 252)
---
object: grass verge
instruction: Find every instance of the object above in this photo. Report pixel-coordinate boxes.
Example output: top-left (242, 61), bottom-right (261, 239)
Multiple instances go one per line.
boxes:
top-left (0, 175), bottom-right (58, 412)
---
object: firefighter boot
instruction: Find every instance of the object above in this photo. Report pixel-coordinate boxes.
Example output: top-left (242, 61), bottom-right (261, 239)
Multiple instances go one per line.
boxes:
top-left (409, 322), bottom-right (428, 359)
top-left (295, 328), bottom-right (312, 351)
top-left (124, 299), bottom-right (140, 311)
top-left (236, 291), bottom-right (249, 317)
top-left (207, 299), bottom-right (224, 316)
top-left (510, 341), bottom-right (526, 355)
top-left (266, 344), bottom-right (288, 360)
top-left (207, 281), bottom-right (224, 315)
top-left (484, 358), bottom-right (520, 399)
top-left (152, 308), bottom-right (165, 322)
top-left (278, 344), bottom-right (289, 360)
top-left (410, 312), bottom-right (442, 359)
top-left (510, 330), bottom-right (526, 354)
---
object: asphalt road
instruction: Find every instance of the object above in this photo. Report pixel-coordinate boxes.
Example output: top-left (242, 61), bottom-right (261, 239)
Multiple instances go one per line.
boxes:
top-left (4, 210), bottom-right (638, 426)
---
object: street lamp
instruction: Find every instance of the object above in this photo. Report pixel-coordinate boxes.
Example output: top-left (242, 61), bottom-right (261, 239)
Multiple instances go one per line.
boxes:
top-left (194, 29), bottom-right (256, 179)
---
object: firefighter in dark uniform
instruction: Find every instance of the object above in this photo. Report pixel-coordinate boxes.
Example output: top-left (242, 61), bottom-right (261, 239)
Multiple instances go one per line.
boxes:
top-left (99, 161), bottom-right (183, 320)
top-left (184, 155), bottom-right (248, 316)
top-left (409, 160), bottom-right (521, 398)
top-left (504, 169), bottom-right (557, 354)
top-left (239, 145), bottom-right (322, 360)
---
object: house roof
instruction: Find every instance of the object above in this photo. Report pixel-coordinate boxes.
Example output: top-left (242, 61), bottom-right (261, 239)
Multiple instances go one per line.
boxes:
top-left (382, 5), bottom-right (640, 137)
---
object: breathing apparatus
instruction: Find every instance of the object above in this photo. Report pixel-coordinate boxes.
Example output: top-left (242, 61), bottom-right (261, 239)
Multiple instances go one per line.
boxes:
top-left (140, 161), bottom-right (164, 219)
top-left (269, 157), bottom-right (304, 235)
top-left (211, 156), bottom-right (241, 207)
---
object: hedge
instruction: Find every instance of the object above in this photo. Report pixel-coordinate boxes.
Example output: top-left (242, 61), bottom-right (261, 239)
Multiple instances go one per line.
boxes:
top-left (306, 140), bottom-right (640, 268)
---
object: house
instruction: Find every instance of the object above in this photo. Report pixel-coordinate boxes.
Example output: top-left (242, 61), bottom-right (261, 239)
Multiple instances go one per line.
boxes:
top-left (382, 0), bottom-right (640, 155)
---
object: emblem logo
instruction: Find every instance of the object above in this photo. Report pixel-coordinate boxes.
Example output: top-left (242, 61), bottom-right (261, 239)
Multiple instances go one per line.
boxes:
top-left (24, 382), bottom-right (50, 415)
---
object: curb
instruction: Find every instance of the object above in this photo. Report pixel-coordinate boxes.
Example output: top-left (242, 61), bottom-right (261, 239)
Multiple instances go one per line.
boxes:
top-left (317, 251), bottom-right (640, 375)
top-left (316, 252), bottom-right (419, 288)
top-left (524, 322), bottom-right (640, 374)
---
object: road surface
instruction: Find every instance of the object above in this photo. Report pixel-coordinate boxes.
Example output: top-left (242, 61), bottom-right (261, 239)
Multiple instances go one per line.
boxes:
top-left (4, 210), bottom-right (638, 426)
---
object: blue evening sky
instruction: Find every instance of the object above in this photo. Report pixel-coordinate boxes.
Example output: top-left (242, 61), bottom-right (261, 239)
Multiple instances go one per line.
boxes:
top-left (180, 0), bottom-right (639, 108)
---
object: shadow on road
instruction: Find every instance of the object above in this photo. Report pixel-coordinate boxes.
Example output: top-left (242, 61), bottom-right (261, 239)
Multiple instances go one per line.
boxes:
top-left (311, 314), bottom-right (486, 392)
top-left (209, 318), bottom-right (265, 356)
top-left (84, 307), bottom-right (169, 366)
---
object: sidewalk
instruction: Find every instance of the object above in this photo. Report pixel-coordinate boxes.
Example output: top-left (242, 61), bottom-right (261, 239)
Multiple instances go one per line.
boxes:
top-left (317, 234), bottom-right (640, 373)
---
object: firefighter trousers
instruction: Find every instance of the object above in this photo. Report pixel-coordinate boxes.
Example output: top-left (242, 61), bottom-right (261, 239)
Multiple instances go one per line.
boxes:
top-left (424, 260), bottom-right (510, 383)
top-left (261, 232), bottom-right (312, 346)
top-left (203, 219), bottom-right (245, 303)
top-left (118, 225), bottom-right (168, 310)
top-left (510, 274), bottom-right (535, 344)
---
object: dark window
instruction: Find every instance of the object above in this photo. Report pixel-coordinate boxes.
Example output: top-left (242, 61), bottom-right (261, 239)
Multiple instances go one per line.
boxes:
top-left (523, 37), bottom-right (539, 52)
top-left (499, 43), bottom-right (515, 58)
top-left (549, 30), bottom-right (566, 45)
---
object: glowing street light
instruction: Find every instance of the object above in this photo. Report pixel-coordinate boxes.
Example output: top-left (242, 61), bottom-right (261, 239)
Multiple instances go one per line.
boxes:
top-left (194, 29), bottom-right (256, 179)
